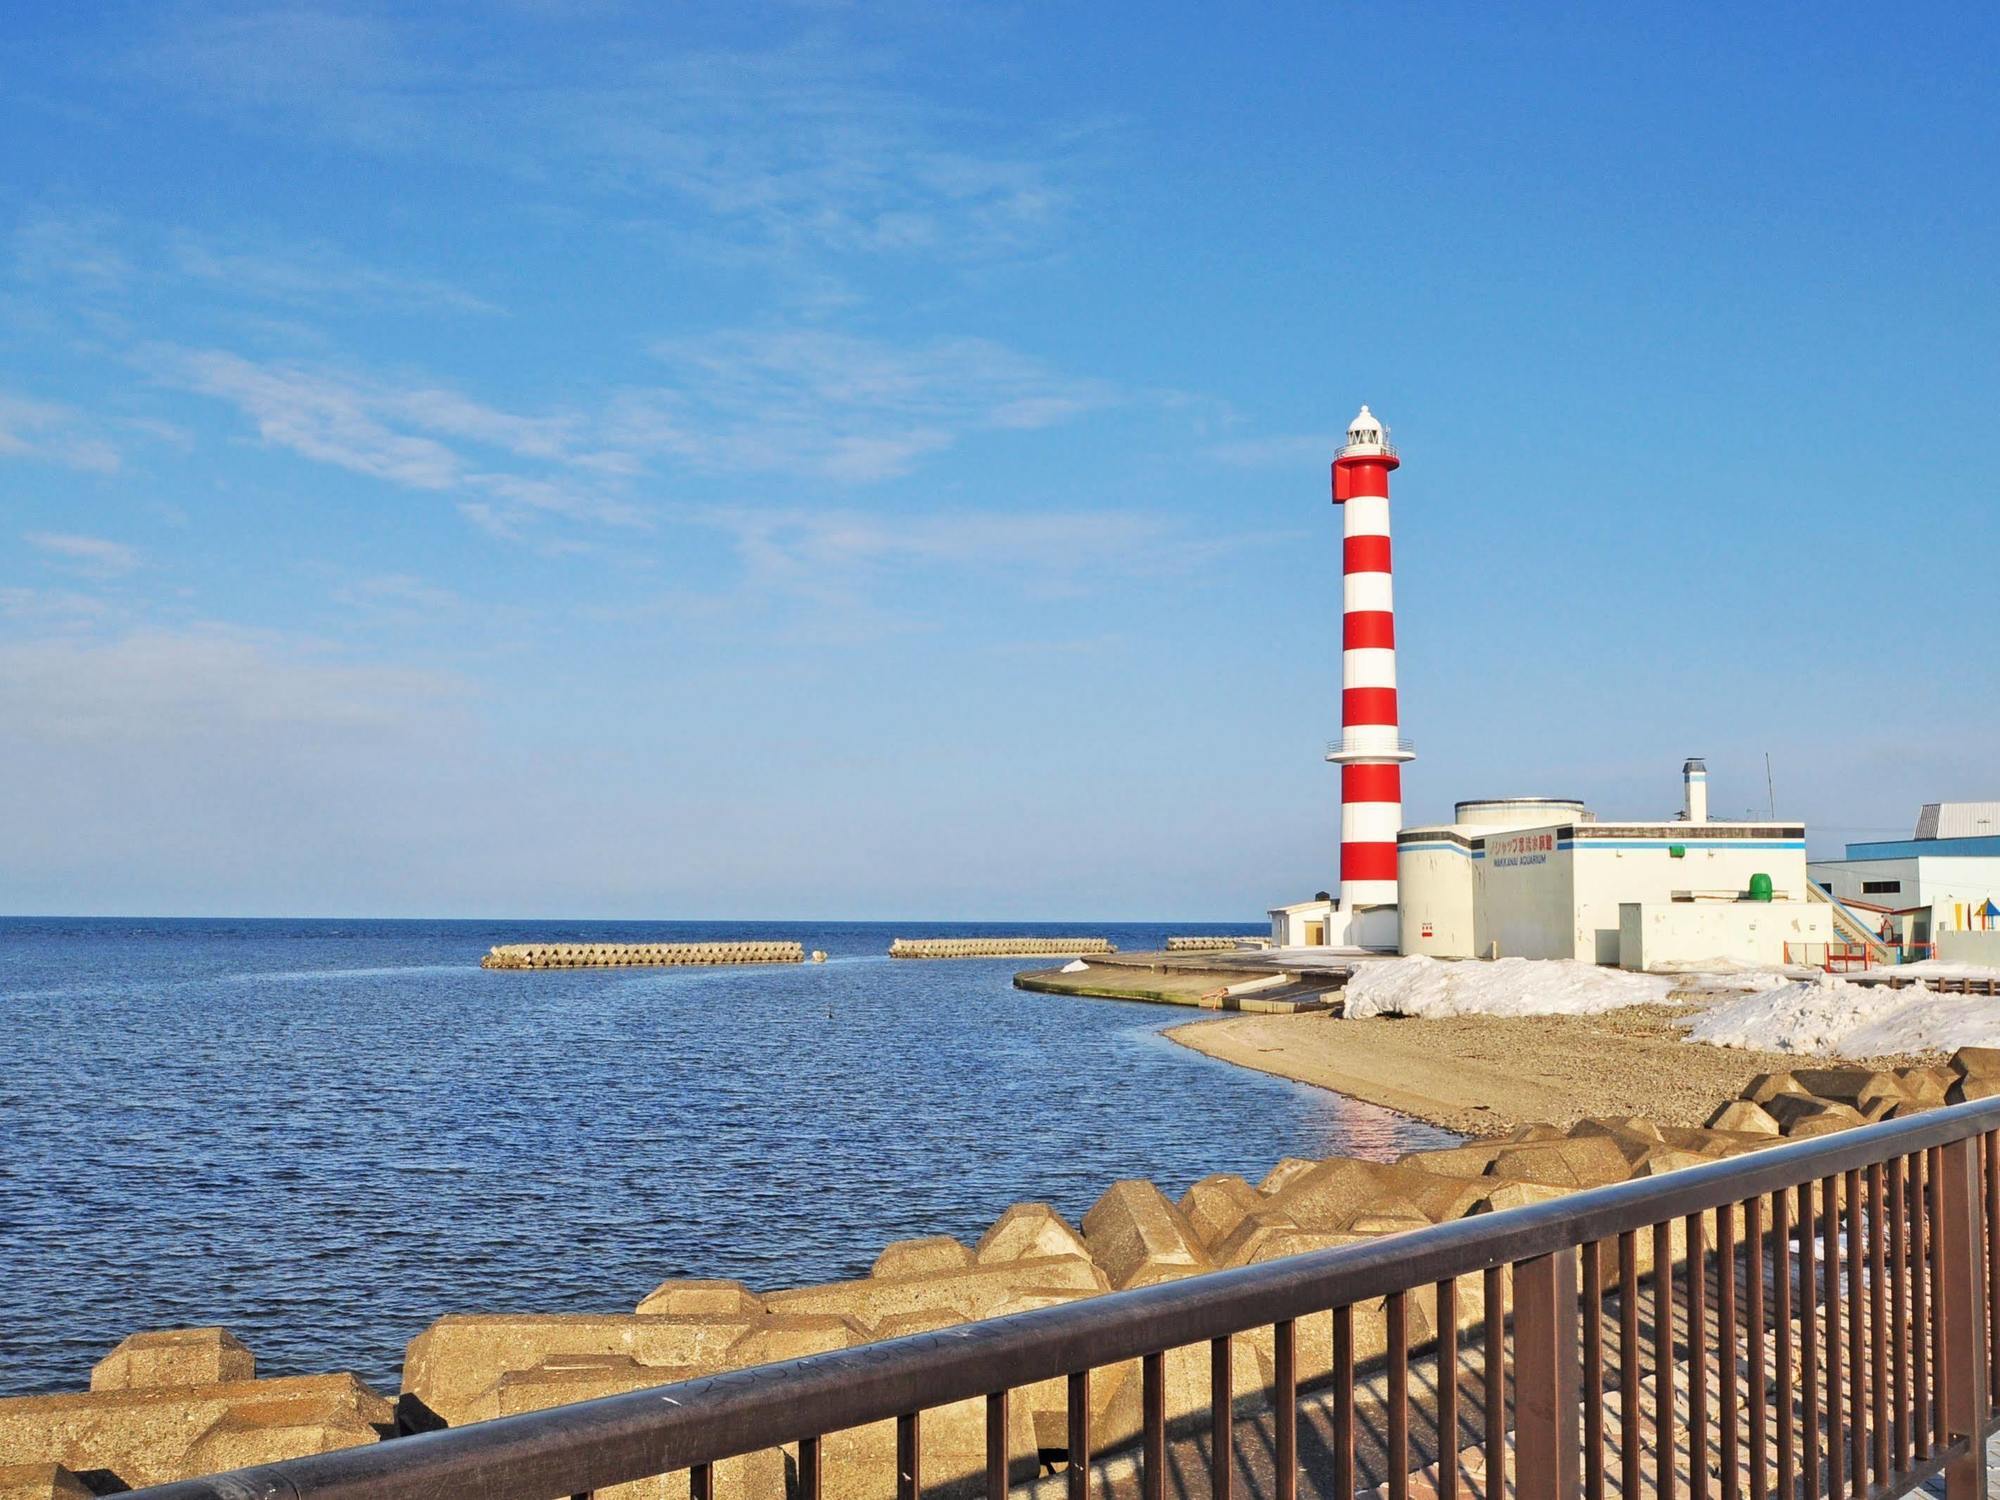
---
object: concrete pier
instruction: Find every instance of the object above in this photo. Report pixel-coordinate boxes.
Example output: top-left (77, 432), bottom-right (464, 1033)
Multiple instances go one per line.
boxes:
top-left (480, 942), bottom-right (804, 970)
top-left (888, 937), bottom-right (1114, 959)
top-left (1014, 947), bottom-right (1352, 1011)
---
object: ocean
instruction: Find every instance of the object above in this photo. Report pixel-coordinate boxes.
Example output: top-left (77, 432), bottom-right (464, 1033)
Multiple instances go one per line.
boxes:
top-left (0, 917), bottom-right (1455, 1396)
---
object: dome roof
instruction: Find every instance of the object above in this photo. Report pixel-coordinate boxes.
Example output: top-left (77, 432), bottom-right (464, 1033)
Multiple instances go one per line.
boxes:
top-left (1343, 404), bottom-right (1388, 449)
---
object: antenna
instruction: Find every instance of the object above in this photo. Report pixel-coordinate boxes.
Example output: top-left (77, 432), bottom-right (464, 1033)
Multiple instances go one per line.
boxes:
top-left (1765, 752), bottom-right (1777, 819)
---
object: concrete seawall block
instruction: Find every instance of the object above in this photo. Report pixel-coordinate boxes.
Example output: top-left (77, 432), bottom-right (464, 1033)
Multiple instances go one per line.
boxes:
top-left (1176, 1174), bottom-right (1265, 1252)
top-left (764, 1257), bottom-right (1109, 1335)
top-left (1486, 1135), bottom-right (1633, 1190)
top-left (973, 1203), bottom-right (1090, 1265)
top-left (725, 1314), bottom-right (865, 1368)
top-left (1706, 1099), bottom-right (1782, 1134)
top-left (1391, 1169), bottom-right (1492, 1223)
top-left (0, 1466), bottom-right (93, 1500)
top-left (403, 1314), bottom-right (766, 1425)
top-left (870, 1236), bottom-right (975, 1279)
top-left (1265, 1158), bottom-right (1409, 1232)
top-left (1399, 1141), bottom-right (1510, 1177)
top-left (476, 1356), bottom-right (785, 1500)
top-left (633, 1279), bottom-right (765, 1319)
top-left (888, 938), bottom-right (1116, 959)
top-left (91, 1328), bottom-right (253, 1392)
top-left (1081, 1181), bottom-right (1212, 1290)
top-left (0, 1374), bottom-right (391, 1490)
top-left (482, 942), bottom-right (805, 970)
top-left (1257, 1156), bottom-right (1320, 1194)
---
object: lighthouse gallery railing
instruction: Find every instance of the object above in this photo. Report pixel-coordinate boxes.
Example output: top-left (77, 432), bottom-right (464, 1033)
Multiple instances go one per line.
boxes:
top-left (131, 1097), bottom-right (2000, 1500)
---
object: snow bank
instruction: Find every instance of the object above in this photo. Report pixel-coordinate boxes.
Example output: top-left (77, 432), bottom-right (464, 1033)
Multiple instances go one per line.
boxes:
top-left (1342, 954), bottom-right (1674, 1020)
top-left (1684, 973), bottom-right (2000, 1057)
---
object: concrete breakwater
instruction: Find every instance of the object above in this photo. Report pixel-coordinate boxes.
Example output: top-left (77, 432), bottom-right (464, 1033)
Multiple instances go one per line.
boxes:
top-left (1164, 936), bottom-right (1270, 952)
top-left (481, 941), bottom-right (806, 970)
top-left (888, 937), bottom-right (1114, 959)
top-left (12, 1050), bottom-right (1994, 1496)
top-left (1015, 949), bottom-right (1346, 1012)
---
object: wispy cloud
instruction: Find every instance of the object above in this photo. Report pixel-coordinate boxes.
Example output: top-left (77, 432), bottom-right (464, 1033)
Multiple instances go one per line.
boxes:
top-left (12, 207), bottom-right (132, 287)
top-left (0, 392), bottom-right (121, 473)
top-left (25, 532), bottom-right (142, 579)
top-left (706, 506), bottom-right (1163, 574)
top-left (332, 572), bottom-right (464, 616)
top-left (540, 46), bottom-right (1071, 263)
top-left (0, 587), bottom-right (120, 630)
top-left (166, 348), bottom-right (645, 533)
top-left (166, 230), bottom-right (500, 315)
top-left (615, 326), bottom-right (1113, 482)
top-left (14, 205), bottom-right (495, 318)
top-left (174, 349), bottom-right (466, 489)
top-left (118, 12), bottom-right (1088, 271)
top-left (168, 323), bottom-right (1116, 547)
top-left (118, 5), bottom-right (425, 143)
top-left (682, 503), bottom-right (1262, 620)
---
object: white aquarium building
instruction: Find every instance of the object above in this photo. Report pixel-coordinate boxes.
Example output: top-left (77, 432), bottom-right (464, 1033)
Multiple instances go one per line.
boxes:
top-left (1808, 802), bottom-right (2000, 950)
top-left (1396, 760), bottom-right (1830, 969)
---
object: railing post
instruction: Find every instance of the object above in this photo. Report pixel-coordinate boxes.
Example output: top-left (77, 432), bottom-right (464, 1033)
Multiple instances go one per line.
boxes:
top-left (1939, 1137), bottom-right (1991, 1500)
top-left (1513, 1245), bottom-right (1582, 1500)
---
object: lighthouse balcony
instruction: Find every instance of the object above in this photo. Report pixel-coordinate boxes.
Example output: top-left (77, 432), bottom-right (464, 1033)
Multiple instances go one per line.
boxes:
top-left (1325, 733), bottom-right (1416, 764)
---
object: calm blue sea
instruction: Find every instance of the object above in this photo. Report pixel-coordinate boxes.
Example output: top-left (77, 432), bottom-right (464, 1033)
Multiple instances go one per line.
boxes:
top-left (0, 917), bottom-right (1454, 1397)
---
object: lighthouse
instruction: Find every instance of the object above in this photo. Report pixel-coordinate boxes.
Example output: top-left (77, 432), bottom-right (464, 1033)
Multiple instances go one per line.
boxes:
top-left (1327, 404), bottom-right (1414, 922)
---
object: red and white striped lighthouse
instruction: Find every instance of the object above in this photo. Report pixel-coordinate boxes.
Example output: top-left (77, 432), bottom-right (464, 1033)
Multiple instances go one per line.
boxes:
top-left (1328, 404), bottom-right (1414, 914)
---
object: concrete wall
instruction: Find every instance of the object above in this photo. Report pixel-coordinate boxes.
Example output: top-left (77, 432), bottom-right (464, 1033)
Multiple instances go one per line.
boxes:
top-left (1937, 930), bottom-right (2000, 966)
top-left (1397, 842), bottom-right (1477, 956)
top-left (1916, 856), bottom-right (2000, 929)
top-left (1809, 856), bottom-right (1920, 910)
top-left (1571, 831), bottom-right (1809, 967)
top-left (1475, 830), bottom-right (1577, 960)
top-left (1617, 900), bottom-right (1832, 972)
top-left (1350, 904), bottom-right (1400, 950)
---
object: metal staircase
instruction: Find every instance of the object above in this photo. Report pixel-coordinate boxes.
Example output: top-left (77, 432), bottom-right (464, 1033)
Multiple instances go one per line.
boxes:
top-left (1804, 877), bottom-right (1896, 966)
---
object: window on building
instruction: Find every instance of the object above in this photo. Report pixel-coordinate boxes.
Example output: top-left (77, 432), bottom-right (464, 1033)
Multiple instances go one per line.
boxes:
top-left (1862, 879), bottom-right (1902, 895)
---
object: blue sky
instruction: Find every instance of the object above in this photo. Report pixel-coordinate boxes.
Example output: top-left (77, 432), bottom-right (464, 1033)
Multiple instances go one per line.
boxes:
top-left (3, 3), bottom-right (1995, 919)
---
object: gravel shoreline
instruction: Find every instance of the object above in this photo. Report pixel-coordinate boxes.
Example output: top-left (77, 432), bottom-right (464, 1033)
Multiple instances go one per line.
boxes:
top-left (1167, 1002), bottom-right (1933, 1137)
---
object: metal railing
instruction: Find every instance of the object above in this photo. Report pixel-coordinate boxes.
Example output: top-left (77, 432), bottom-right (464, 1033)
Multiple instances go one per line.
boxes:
top-left (1325, 735), bottom-right (1417, 759)
top-left (1786, 940), bottom-right (1937, 972)
top-left (132, 1099), bottom-right (2000, 1500)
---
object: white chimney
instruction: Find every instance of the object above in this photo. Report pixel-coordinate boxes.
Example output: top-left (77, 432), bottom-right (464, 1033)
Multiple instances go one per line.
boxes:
top-left (1683, 757), bottom-right (1709, 823)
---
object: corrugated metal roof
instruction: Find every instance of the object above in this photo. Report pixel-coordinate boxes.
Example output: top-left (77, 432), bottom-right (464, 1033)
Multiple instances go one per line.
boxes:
top-left (1920, 802), bottom-right (2000, 839)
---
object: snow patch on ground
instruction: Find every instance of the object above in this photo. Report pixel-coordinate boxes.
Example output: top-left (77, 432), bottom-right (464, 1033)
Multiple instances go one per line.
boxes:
top-left (1684, 973), bottom-right (2000, 1057)
top-left (1060, 959), bottom-right (1090, 973)
top-left (1651, 959), bottom-right (1802, 996)
top-left (1342, 954), bottom-right (1674, 1019)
